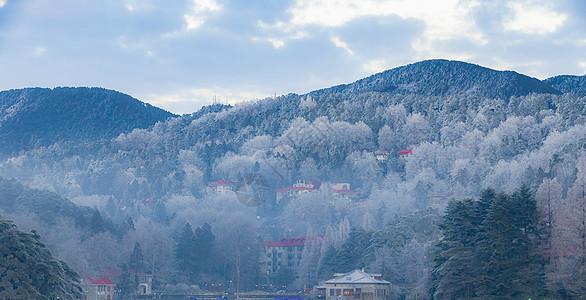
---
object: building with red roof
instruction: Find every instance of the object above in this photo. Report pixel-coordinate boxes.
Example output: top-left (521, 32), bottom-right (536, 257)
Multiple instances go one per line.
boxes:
top-left (82, 276), bottom-right (116, 300)
top-left (276, 180), bottom-right (318, 203)
top-left (208, 179), bottom-right (236, 194)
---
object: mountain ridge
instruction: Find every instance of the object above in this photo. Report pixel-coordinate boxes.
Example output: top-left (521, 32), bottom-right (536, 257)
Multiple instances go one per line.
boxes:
top-left (311, 59), bottom-right (562, 99)
top-left (0, 87), bottom-right (176, 155)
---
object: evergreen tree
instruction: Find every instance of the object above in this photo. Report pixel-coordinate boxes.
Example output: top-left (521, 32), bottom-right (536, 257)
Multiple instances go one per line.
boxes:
top-left (176, 223), bottom-right (197, 278)
top-left (194, 223), bottom-right (215, 273)
top-left (129, 242), bottom-right (145, 273)
top-left (89, 209), bottom-right (105, 234)
top-left (476, 186), bottom-right (544, 299)
top-left (433, 199), bottom-right (478, 299)
top-left (118, 264), bottom-right (135, 298)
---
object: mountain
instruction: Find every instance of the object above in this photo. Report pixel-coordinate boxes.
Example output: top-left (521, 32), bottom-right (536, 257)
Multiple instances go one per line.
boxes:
top-left (0, 87), bottom-right (176, 155)
top-left (544, 74), bottom-right (586, 97)
top-left (313, 59), bottom-right (561, 99)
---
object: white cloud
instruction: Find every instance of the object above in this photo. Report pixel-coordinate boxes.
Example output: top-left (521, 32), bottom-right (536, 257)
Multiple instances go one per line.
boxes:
top-left (260, 0), bottom-right (485, 54)
top-left (504, 1), bottom-right (567, 35)
top-left (580, 62), bottom-right (586, 74)
top-left (0, 0), bottom-right (6, 8)
top-left (362, 59), bottom-right (390, 74)
top-left (34, 47), bottom-right (47, 56)
top-left (330, 36), bottom-right (354, 55)
top-left (184, 0), bottom-right (222, 30)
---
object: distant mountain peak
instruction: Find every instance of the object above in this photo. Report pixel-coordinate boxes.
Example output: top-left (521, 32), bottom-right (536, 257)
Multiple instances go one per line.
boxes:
top-left (312, 59), bottom-right (561, 99)
top-left (0, 87), bottom-right (176, 155)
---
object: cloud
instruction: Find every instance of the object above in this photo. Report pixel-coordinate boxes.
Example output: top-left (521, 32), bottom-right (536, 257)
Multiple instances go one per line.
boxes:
top-left (362, 59), bottom-right (390, 74)
top-left (504, 1), bottom-right (567, 35)
top-left (330, 35), bottom-right (354, 55)
top-left (260, 0), bottom-right (486, 53)
top-left (33, 47), bottom-right (46, 56)
top-left (580, 62), bottom-right (586, 74)
top-left (0, 0), bottom-right (6, 8)
top-left (184, 0), bottom-right (222, 30)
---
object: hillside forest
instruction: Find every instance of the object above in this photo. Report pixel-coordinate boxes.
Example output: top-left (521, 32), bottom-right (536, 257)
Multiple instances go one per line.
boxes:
top-left (0, 60), bottom-right (585, 299)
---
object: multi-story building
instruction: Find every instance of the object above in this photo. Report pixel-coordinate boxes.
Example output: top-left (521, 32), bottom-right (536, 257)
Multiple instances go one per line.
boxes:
top-left (323, 270), bottom-right (390, 300)
top-left (262, 236), bottom-right (323, 275)
top-left (82, 276), bottom-right (116, 300)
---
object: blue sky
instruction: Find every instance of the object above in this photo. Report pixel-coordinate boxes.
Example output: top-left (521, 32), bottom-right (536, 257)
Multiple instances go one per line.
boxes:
top-left (0, 0), bottom-right (585, 114)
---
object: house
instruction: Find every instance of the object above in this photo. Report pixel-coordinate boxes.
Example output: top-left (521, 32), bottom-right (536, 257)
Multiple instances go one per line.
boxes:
top-left (102, 269), bottom-right (153, 296)
top-left (276, 181), bottom-right (356, 202)
top-left (137, 273), bottom-right (153, 295)
top-left (82, 276), bottom-right (116, 300)
top-left (398, 149), bottom-right (412, 156)
top-left (261, 236), bottom-right (323, 275)
top-left (327, 183), bottom-right (356, 200)
top-left (324, 270), bottom-right (390, 300)
top-left (276, 180), bottom-right (318, 203)
top-left (208, 180), bottom-right (236, 193)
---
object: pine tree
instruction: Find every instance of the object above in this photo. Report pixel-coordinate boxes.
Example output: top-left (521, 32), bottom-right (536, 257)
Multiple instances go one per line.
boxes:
top-left (432, 199), bottom-right (478, 299)
top-left (194, 223), bottom-right (215, 273)
top-left (89, 209), bottom-right (105, 234)
top-left (476, 186), bottom-right (544, 299)
top-left (129, 242), bottom-right (145, 273)
top-left (176, 223), bottom-right (197, 278)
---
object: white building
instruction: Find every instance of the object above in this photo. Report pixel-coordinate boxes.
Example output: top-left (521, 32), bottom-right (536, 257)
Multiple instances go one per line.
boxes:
top-left (324, 270), bottom-right (391, 300)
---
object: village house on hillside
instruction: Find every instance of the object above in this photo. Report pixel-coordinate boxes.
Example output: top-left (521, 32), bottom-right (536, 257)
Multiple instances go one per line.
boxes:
top-left (276, 180), bottom-right (356, 203)
top-left (208, 179), bottom-right (236, 194)
top-left (82, 276), bottom-right (116, 300)
top-left (318, 270), bottom-right (391, 300)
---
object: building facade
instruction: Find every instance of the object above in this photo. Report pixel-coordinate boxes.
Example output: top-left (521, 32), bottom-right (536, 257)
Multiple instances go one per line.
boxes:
top-left (82, 276), bottom-right (116, 300)
top-left (324, 270), bottom-right (390, 300)
top-left (262, 236), bottom-right (324, 275)
top-left (208, 180), bottom-right (236, 193)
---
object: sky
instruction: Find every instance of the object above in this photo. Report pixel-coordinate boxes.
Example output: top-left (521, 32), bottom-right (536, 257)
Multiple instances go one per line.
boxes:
top-left (0, 0), bottom-right (585, 114)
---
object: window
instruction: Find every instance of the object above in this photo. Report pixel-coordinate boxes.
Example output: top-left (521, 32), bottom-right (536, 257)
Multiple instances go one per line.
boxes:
top-left (343, 289), bottom-right (352, 296)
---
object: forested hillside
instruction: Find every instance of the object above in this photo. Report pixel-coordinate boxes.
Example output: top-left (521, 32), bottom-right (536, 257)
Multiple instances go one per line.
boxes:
top-left (0, 218), bottom-right (82, 299)
top-left (0, 87), bottom-right (175, 155)
top-left (314, 59), bottom-right (561, 98)
top-left (545, 74), bottom-right (586, 97)
top-left (0, 60), bottom-right (584, 298)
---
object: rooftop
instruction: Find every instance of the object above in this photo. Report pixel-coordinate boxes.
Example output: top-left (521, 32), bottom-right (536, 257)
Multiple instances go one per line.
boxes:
top-left (86, 276), bottom-right (115, 285)
top-left (325, 270), bottom-right (390, 285)
top-left (264, 236), bottom-right (323, 247)
top-left (208, 180), bottom-right (235, 186)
